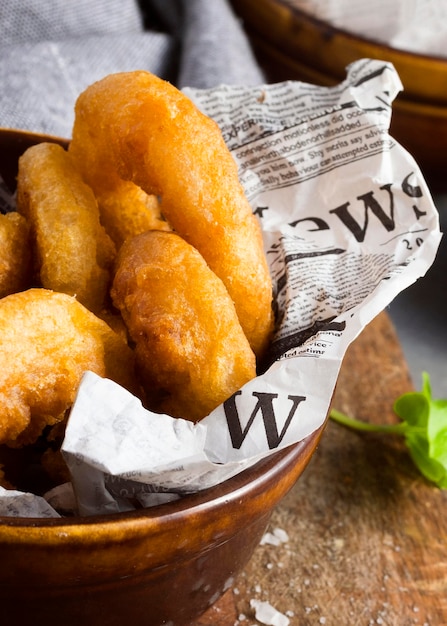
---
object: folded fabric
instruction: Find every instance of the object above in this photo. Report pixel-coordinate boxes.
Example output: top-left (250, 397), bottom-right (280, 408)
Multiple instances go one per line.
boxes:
top-left (0, 0), bottom-right (264, 137)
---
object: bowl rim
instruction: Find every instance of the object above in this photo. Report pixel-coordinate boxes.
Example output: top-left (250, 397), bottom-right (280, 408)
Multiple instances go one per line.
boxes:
top-left (0, 126), bottom-right (68, 143)
top-left (0, 427), bottom-right (324, 532)
top-left (233, 0), bottom-right (447, 108)
top-left (0, 126), bottom-right (68, 150)
top-left (270, 0), bottom-right (447, 66)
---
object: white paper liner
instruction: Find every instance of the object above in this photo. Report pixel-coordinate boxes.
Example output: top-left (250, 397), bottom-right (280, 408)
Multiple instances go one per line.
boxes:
top-left (0, 58), bottom-right (442, 517)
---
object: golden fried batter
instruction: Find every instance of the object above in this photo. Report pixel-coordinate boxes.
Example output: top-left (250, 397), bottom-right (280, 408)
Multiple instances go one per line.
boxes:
top-left (93, 182), bottom-right (169, 249)
top-left (67, 104), bottom-right (169, 250)
top-left (70, 70), bottom-right (274, 357)
top-left (0, 288), bottom-right (137, 446)
top-left (111, 230), bottom-right (257, 422)
top-left (0, 212), bottom-right (32, 298)
top-left (16, 142), bottom-right (116, 313)
top-left (0, 465), bottom-right (14, 489)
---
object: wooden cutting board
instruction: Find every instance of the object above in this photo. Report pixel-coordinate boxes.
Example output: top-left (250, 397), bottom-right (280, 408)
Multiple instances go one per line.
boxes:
top-left (194, 311), bottom-right (447, 625)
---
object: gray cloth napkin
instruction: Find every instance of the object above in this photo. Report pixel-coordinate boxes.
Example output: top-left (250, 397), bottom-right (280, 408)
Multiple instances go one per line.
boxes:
top-left (0, 0), bottom-right (264, 137)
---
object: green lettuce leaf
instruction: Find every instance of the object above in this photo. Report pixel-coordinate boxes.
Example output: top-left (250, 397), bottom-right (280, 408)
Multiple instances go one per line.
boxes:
top-left (330, 372), bottom-right (447, 489)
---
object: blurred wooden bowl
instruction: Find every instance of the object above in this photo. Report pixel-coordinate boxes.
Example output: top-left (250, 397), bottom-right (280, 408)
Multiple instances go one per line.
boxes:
top-left (231, 0), bottom-right (447, 184)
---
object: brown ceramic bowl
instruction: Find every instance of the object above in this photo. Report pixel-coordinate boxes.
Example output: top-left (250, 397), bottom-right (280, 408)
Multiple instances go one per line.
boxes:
top-left (0, 128), bottom-right (326, 626)
top-left (231, 0), bottom-right (447, 185)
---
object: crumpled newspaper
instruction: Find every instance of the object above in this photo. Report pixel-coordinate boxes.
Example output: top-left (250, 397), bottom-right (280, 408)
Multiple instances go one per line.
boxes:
top-left (0, 58), bottom-right (442, 518)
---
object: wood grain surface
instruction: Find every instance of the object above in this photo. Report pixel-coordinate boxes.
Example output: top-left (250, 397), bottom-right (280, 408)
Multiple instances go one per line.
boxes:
top-left (194, 312), bottom-right (447, 625)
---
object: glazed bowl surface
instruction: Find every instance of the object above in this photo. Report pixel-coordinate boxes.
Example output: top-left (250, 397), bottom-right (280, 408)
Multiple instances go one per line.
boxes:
top-left (0, 128), bottom-right (325, 626)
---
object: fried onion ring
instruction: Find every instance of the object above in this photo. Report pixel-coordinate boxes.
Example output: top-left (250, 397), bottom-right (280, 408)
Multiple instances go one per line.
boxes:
top-left (0, 211), bottom-right (32, 298)
top-left (92, 182), bottom-right (169, 250)
top-left (17, 142), bottom-right (116, 313)
top-left (70, 70), bottom-right (274, 358)
top-left (111, 230), bottom-right (257, 422)
top-left (0, 288), bottom-right (137, 446)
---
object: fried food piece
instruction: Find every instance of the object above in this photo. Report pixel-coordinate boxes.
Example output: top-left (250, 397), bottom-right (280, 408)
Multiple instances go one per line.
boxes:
top-left (70, 70), bottom-right (274, 358)
top-left (0, 212), bottom-right (32, 298)
top-left (112, 230), bottom-right (257, 422)
top-left (0, 288), bottom-right (137, 446)
top-left (87, 178), bottom-right (169, 250)
top-left (16, 142), bottom-right (116, 313)
top-left (66, 101), bottom-right (169, 250)
top-left (97, 308), bottom-right (130, 343)
top-left (0, 466), bottom-right (14, 489)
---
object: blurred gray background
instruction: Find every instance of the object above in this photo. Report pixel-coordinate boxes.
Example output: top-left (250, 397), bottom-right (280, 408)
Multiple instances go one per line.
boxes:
top-left (388, 191), bottom-right (446, 397)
